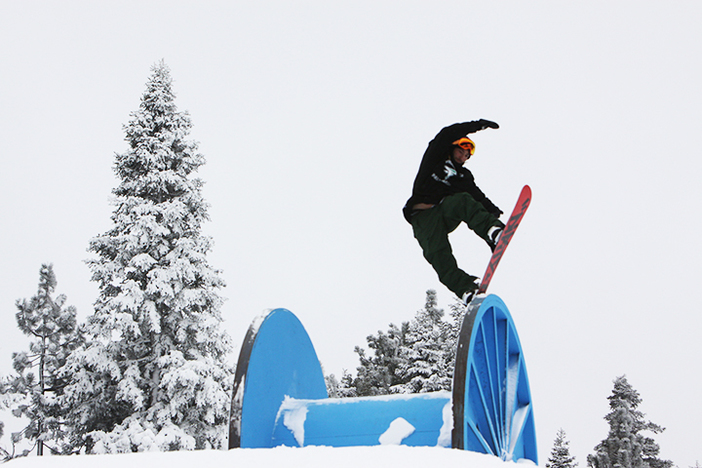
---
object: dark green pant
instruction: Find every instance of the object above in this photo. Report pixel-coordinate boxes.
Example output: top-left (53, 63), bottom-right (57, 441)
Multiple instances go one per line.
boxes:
top-left (411, 193), bottom-right (503, 298)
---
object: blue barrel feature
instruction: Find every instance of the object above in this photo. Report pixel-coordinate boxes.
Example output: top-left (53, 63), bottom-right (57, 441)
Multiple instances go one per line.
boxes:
top-left (272, 391), bottom-right (452, 447)
top-left (228, 296), bottom-right (537, 464)
top-left (452, 295), bottom-right (537, 463)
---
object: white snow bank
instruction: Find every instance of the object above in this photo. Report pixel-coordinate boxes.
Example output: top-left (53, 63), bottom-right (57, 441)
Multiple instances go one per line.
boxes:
top-left (7, 445), bottom-right (528, 468)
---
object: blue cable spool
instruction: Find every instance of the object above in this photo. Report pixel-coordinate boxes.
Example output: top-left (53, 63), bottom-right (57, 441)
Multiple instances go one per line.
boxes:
top-left (228, 295), bottom-right (537, 464)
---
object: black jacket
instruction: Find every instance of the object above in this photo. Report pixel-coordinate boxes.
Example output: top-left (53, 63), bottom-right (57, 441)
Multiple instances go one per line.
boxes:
top-left (403, 121), bottom-right (502, 223)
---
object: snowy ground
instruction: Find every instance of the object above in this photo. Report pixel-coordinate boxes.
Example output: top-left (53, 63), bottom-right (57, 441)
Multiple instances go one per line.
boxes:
top-left (8, 446), bottom-right (527, 468)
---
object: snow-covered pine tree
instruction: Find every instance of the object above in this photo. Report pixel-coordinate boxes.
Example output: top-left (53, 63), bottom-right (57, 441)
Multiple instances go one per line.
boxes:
top-left (0, 420), bottom-right (7, 461)
top-left (392, 289), bottom-right (455, 393)
top-left (60, 61), bottom-right (232, 453)
top-left (8, 264), bottom-right (82, 456)
top-left (441, 298), bottom-right (466, 377)
top-left (344, 290), bottom-right (466, 396)
top-left (587, 376), bottom-right (672, 468)
top-left (352, 322), bottom-right (408, 396)
top-left (547, 428), bottom-right (578, 468)
top-left (324, 370), bottom-right (356, 398)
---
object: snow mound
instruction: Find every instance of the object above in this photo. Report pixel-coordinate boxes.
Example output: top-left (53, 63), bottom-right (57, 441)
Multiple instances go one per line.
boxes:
top-left (8, 445), bottom-right (529, 468)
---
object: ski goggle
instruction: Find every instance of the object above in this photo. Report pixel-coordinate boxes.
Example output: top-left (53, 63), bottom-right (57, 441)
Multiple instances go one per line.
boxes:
top-left (452, 137), bottom-right (475, 155)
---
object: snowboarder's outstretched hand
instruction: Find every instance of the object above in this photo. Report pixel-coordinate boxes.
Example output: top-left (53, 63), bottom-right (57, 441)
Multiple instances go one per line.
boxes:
top-left (477, 119), bottom-right (499, 130)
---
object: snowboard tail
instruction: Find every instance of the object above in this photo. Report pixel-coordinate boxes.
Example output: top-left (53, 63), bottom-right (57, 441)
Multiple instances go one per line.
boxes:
top-left (478, 185), bottom-right (531, 294)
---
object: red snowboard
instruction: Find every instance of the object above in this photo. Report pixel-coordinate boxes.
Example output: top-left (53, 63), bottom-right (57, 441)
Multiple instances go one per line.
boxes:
top-left (478, 185), bottom-right (532, 294)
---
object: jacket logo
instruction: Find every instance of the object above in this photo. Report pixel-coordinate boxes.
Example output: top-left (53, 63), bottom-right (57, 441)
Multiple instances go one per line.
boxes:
top-left (431, 164), bottom-right (458, 186)
top-left (444, 166), bottom-right (457, 179)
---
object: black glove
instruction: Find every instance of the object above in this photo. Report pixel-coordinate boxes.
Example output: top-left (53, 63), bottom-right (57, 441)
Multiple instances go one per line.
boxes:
top-left (477, 119), bottom-right (499, 130)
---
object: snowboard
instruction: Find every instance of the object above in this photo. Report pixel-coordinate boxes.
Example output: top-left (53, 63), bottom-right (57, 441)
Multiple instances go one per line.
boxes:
top-left (478, 185), bottom-right (531, 294)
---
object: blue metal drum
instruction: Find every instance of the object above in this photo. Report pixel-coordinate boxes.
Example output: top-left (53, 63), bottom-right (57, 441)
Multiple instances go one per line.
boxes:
top-left (228, 296), bottom-right (537, 464)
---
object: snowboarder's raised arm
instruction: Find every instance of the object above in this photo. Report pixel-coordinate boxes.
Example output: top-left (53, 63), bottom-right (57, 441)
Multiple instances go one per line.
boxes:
top-left (431, 120), bottom-right (499, 147)
top-left (421, 119), bottom-right (499, 168)
top-left (412, 119), bottom-right (499, 193)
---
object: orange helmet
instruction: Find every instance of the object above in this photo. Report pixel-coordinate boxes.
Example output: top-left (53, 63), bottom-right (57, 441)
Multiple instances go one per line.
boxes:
top-left (452, 137), bottom-right (475, 155)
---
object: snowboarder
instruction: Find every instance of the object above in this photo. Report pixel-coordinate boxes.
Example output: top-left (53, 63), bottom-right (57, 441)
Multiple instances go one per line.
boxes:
top-left (403, 119), bottom-right (504, 305)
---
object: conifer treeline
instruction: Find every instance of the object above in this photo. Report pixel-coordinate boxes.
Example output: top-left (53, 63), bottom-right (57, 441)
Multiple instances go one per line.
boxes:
top-left (326, 289), bottom-right (464, 397)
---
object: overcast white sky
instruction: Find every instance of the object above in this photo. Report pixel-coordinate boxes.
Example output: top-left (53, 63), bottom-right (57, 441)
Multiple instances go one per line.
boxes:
top-left (1, 1), bottom-right (701, 466)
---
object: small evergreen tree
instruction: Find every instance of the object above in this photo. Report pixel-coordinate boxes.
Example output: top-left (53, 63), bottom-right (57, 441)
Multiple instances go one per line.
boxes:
top-left (393, 290), bottom-right (454, 393)
top-left (346, 290), bottom-right (466, 396)
top-left (442, 299), bottom-right (467, 367)
top-left (352, 322), bottom-right (408, 396)
top-left (7, 264), bottom-right (82, 456)
top-left (547, 428), bottom-right (578, 468)
top-left (0, 379), bottom-right (14, 461)
top-left (325, 370), bottom-right (356, 398)
top-left (587, 376), bottom-right (672, 468)
top-left (0, 418), bottom-right (9, 462)
top-left (60, 61), bottom-right (232, 453)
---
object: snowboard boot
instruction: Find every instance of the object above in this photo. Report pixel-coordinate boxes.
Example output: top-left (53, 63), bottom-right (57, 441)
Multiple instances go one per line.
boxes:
top-left (461, 290), bottom-right (474, 305)
top-left (461, 281), bottom-right (480, 306)
top-left (487, 225), bottom-right (503, 252)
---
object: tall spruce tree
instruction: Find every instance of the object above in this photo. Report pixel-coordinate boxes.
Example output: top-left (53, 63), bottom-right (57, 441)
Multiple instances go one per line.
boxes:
top-left (9, 264), bottom-right (82, 456)
top-left (60, 61), bottom-right (232, 453)
top-left (547, 428), bottom-right (578, 468)
top-left (587, 376), bottom-right (672, 468)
